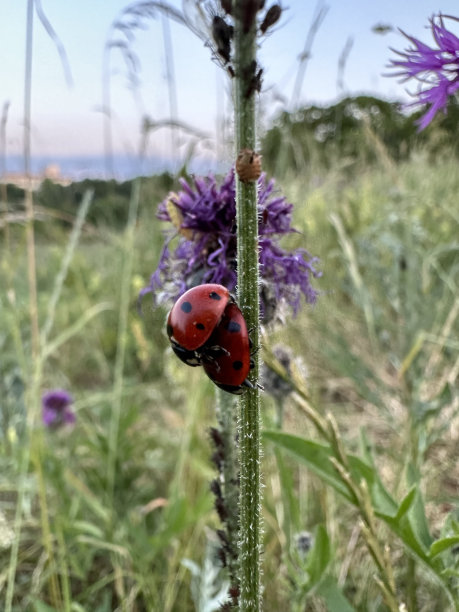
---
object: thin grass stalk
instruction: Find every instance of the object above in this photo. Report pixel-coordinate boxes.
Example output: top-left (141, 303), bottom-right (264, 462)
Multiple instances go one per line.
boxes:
top-left (5, 189), bottom-right (94, 611)
top-left (161, 12), bottom-right (179, 171)
top-left (24, 0), bottom-right (39, 359)
top-left (41, 189), bottom-right (94, 345)
top-left (102, 41), bottom-right (114, 178)
top-left (56, 520), bottom-right (72, 612)
top-left (107, 179), bottom-right (141, 502)
top-left (31, 432), bottom-right (63, 609)
top-left (17, 2), bottom-right (61, 607)
top-left (1, 100), bottom-right (10, 247)
top-left (233, 3), bottom-right (261, 609)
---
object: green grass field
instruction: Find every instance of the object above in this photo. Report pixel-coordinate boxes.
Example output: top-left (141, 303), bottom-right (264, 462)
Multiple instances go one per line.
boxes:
top-left (1, 150), bottom-right (458, 611)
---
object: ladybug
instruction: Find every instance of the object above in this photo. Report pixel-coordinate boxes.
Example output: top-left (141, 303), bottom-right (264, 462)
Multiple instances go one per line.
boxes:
top-left (166, 284), bottom-right (231, 366)
top-left (201, 302), bottom-right (254, 394)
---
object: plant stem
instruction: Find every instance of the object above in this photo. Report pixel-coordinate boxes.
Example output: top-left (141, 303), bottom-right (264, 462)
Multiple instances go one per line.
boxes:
top-left (107, 179), bottom-right (141, 504)
top-left (24, 0), bottom-right (39, 359)
top-left (216, 390), bottom-right (240, 589)
top-left (233, 4), bottom-right (261, 610)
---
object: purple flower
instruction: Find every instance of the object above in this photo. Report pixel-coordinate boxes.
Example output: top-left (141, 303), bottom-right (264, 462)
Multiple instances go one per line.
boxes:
top-left (388, 14), bottom-right (459, 129)
top-left (140, 169), bottom-right (320, 321)
top-left (42, 389), bottom-right (75, 429)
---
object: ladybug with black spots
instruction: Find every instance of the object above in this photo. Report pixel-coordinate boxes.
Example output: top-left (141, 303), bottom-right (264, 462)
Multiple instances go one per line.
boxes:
top-left (166, 283), bottom-right (231, 365)
top-left (202, 302), bottom-right (254, 394)
top-left (166, 283), bottom-right (254, 394)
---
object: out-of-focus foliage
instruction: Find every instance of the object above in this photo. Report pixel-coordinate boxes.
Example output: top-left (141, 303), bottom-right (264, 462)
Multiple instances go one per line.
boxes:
top-left (261, 95), bottom-right (459, 176)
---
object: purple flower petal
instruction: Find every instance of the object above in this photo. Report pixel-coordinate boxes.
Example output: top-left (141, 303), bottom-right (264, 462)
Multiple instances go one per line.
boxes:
top-left (388, 15), bottom-right (459, 129)
top-left (141, 169), bottom-right (320, 319)
top-left (42, 389), bottom-right (75, 429)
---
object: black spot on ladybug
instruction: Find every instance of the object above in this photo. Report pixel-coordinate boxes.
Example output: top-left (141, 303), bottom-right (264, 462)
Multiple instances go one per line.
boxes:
top-left (227, 321), bottom-right (241, 333)
top-left (209, 291), bottom-right (222, 300)
top-left (181, 301), bottom-right (192, 313)
top-left (233, 360), bottom-right (243, 371)
top-left (196, 322), bottom-right (205, 330)
top-left (166, 323), bottom-right (173, 338)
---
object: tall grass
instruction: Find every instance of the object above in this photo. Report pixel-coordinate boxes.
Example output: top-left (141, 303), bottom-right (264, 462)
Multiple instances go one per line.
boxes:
top-left (1, 149), bottom-right (458, 610)
top-left (1, 2), bottom-right (458, 611)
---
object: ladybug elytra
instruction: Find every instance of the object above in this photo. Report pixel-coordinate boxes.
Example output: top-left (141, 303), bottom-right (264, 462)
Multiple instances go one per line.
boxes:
top-left (166, 283), bottom-right (254, 393)
top-left (202, 302), bottom-right (253, 394)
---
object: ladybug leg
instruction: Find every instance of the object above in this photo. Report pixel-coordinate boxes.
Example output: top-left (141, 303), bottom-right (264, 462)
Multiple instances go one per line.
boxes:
top-left (242, 378), bottom-right (264, 391)
top-left (201, 345), bottom-right (230, 373)
top-left (171, 342), bottom-right (202, 366)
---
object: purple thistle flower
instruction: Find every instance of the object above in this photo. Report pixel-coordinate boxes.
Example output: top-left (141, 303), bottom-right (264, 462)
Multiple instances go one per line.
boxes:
top-left (140, 169), bottom-right (320, 321)
top-left (388, 14), bottom-right (459, 129)
top-left (42, 389), bottom-right (75, 429)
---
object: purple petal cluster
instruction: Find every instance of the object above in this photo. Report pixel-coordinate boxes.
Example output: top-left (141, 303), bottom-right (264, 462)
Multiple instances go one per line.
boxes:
top-left (42, 389), bottom-right (75, 429)
top-left (388, 15), bottom-right (459, 129)
top-left (141, 169), bottom-right (320, 319)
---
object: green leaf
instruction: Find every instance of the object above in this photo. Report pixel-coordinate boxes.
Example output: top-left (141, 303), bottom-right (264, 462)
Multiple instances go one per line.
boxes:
top-left (263, 431), bottom-right (397, 517)
top-left (429, 536), bottom-right (459, 559)
top-left (316, 575), bottom-right (356, 612)
top-left (384, 489), bottom-right (432, 561)
top-left (394, 486), bottom-right (417, 522)
top-left (264, 432), bottom-right (435, 565)
top-left (305, 524), bottom-right (331, 587)
top-left (264, 431), bottom-right (356, 501)
top-left (72, 520), bottom-right (105, 539)
top-left (408, 487), bottom-right (433, 551)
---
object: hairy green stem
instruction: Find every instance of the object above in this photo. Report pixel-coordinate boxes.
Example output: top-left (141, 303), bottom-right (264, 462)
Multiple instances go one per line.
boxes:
top-left (216, 390), bottom-right (240, 589)
top-left (233, 3), bottom-right (261, 610)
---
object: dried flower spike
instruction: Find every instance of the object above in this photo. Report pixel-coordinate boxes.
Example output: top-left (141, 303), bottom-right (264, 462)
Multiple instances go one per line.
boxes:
top-left (236, 148), bottom-right (262, 183)
top-left (260, 4), bottom-right (282, 34)
top-left (212, 15), bottom-right (233, 64)
top-left (220, 0), bottom-right (232, 15)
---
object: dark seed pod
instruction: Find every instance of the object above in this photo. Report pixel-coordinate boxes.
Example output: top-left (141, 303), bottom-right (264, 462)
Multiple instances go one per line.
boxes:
top-left (212, 15), bottom-right (233, 64)
top-left (210, 478), bottom-right (222, 498)
top-left (215, 495), bottom-right (228, 522)
top-left (260, 4), bottom-right (282, 34)
top-left (216, 528), bottom-right (229, 546)
top-left (236, 149), bottom-right (262, 183)
top-left (211, 448), bottom-right (224, 472)
top-left (220, 0), bottom-right (232, 15)
top-left (217, 546), bottom-right (227, 568)
top-left (228, 583), bottom-right (240, 607)
top-left (209, 426), bottom-right (225, 450)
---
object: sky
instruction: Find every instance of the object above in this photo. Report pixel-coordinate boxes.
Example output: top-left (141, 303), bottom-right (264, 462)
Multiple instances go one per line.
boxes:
top-left (1, 0), bottom-right (458, 175)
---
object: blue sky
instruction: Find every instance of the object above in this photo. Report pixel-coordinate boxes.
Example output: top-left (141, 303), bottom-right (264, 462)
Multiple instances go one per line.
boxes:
top-left (1, 1), bottom-right (458, 165)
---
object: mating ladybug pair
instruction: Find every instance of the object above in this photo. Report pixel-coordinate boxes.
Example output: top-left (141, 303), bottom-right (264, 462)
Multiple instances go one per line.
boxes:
top-left (166, 284), bottom-right (254, 394)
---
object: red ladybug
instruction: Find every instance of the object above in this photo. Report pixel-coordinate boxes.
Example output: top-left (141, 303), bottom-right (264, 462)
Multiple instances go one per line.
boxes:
top-left (202, 302), bottom-right (253, 395)
top-left (166, 284), bottom-right (231, 365)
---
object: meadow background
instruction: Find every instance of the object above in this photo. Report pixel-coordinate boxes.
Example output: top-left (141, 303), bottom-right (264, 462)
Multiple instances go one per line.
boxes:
top-left (1, 2), bottom-right (459, 612)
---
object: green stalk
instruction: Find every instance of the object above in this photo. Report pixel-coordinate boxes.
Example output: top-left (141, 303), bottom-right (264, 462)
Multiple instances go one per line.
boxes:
top-left (216, 390), bottom-right (240, 587)
top-left (233, 4), bottom-right (261, 609)
top-left (107, 179), bottom-right (141, 503)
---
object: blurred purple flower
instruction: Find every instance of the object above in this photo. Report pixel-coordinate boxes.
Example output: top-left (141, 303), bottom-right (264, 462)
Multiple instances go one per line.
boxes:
top-left (388, 14), bottom-right (459, 129)
top-left (140, 169), bottom-right (320, 320)
top-left (42, 389), bottom-right (75, 429)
